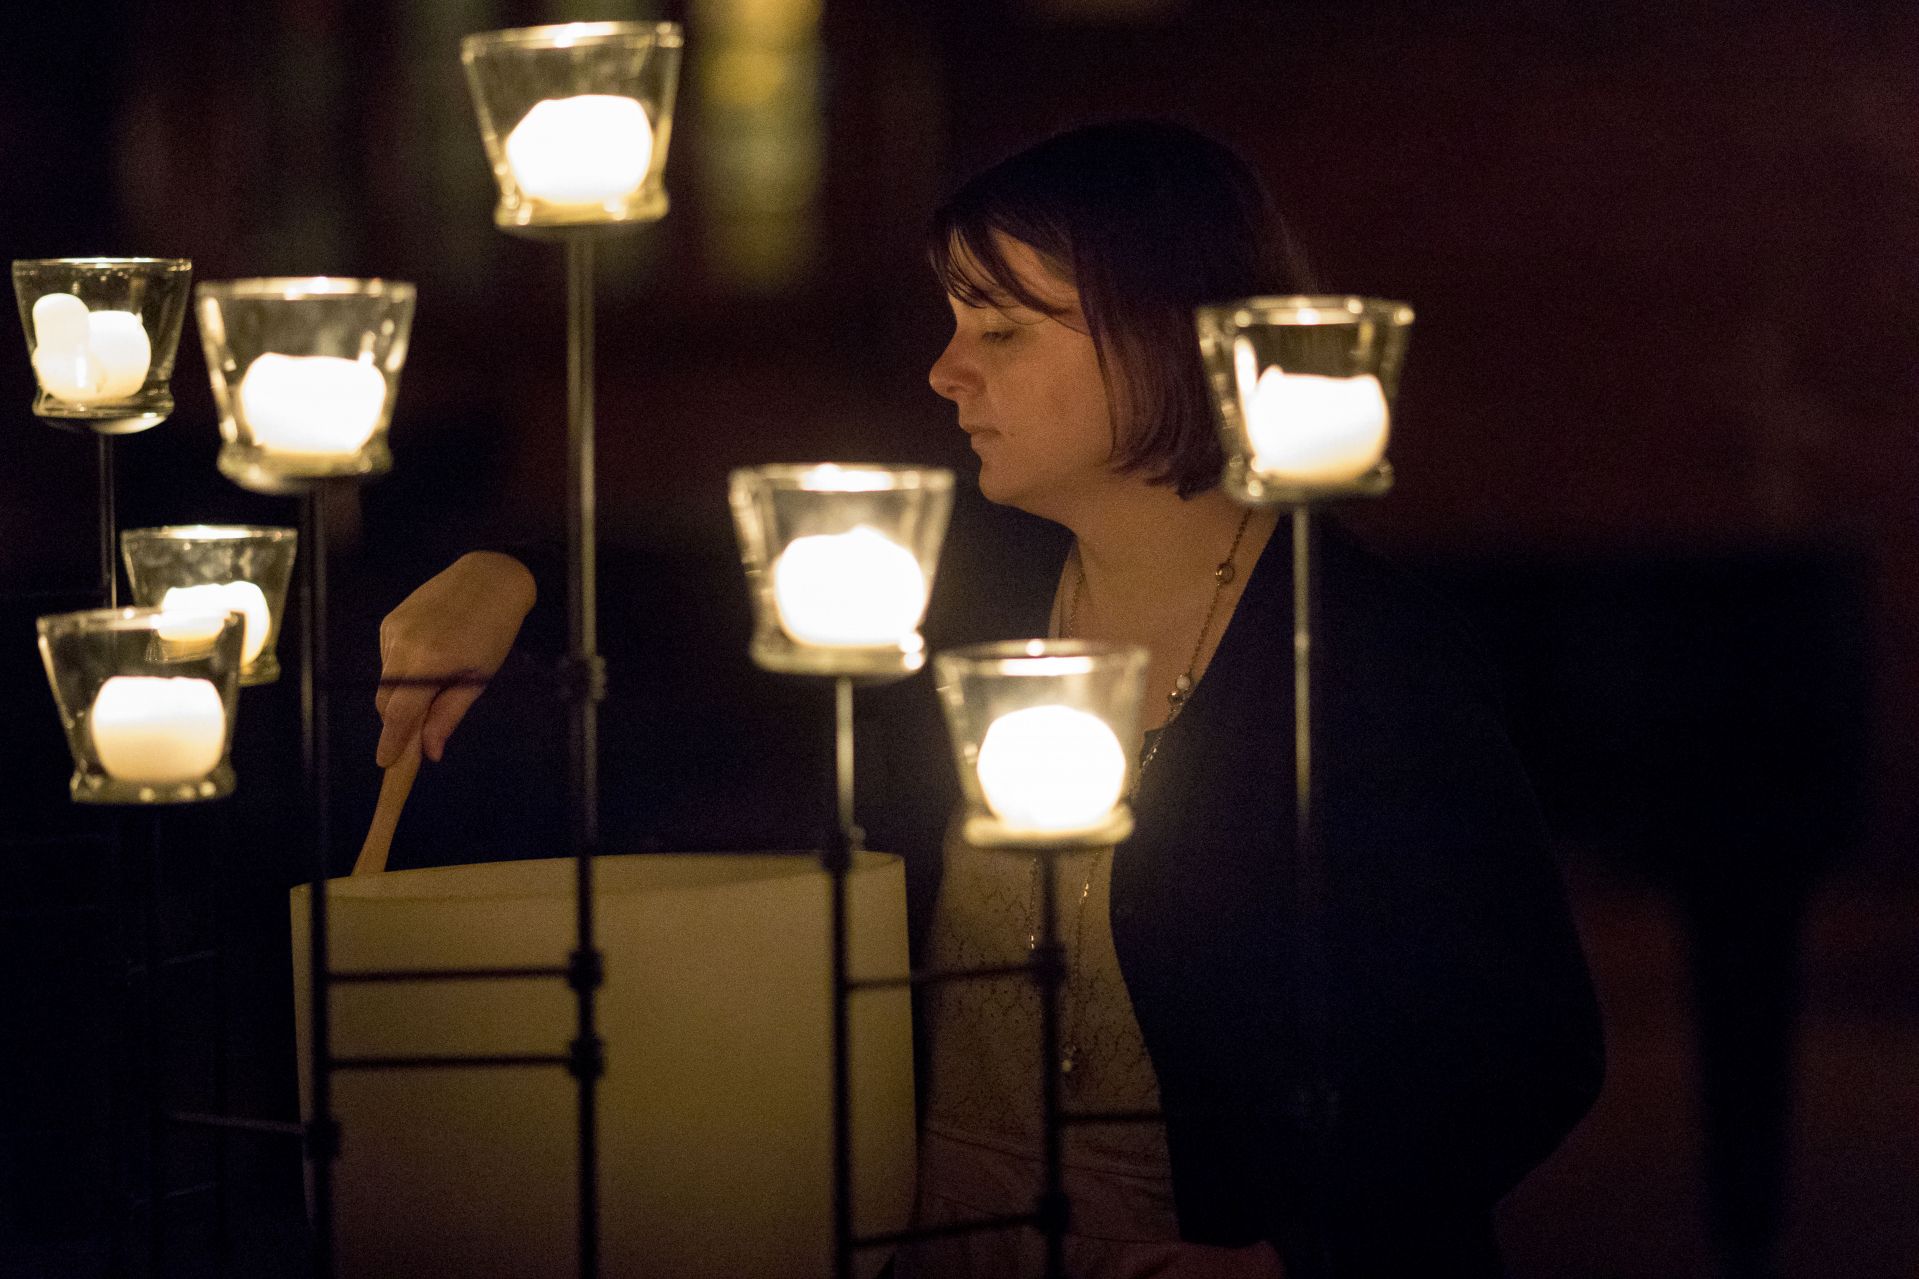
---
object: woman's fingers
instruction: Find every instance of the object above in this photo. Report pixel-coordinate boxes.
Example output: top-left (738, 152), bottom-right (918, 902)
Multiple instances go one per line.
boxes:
top-left (420, 682), bottom-right (486, 763)
top-left (373, 552), bottom-right (535, 767)
top-left (376, 684), bottom-right (435, 768)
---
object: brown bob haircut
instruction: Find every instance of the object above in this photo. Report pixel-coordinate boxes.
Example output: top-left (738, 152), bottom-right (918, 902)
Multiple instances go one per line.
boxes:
top-left (929, 119), bottom-right (1315, 497)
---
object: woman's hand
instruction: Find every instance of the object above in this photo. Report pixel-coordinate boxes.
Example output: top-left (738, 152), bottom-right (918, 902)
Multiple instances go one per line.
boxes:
top-left (375, 552), bottom-right (536, 767)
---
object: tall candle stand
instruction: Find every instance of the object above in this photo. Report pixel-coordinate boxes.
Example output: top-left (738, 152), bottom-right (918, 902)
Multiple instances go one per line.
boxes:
top-left (728, 463), bottom-right (953, 1278)
top-left (35, 604), bottom-right (249, 1266)
top-left (11, 258), bottom-right (193, 606)
top-left (931, 640), bottom-right (1148, 1279)
top-left (1196, 294), bottom-right (1415, 1278)
top-left (196, 275), bottom-right (417, 1277)
top-left (462, 23), bottom-right (682, 1277)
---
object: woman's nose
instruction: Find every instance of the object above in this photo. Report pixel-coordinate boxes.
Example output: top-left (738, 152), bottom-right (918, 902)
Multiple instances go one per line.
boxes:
top-left (928, 334), bottom-right (972, 403)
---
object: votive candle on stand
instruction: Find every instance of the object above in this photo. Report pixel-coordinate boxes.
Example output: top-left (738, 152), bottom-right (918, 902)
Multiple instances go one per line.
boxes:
top-left (462, 22), bottom-right (683, 234)
top-left (123, 525), bottom-right (298, 686)
top-left (11, 258), bottom-right (192, 434)
top-left (36, 606), bottom-right (246, 804)
top-left (1196, 296), bottom-right (1414, 504)
top-left (195, 278), bottom-right (416, 493)
top-left (730, 464), bottom-right (952, 679)
top-left (935, 641), bottom-right (1148, 849)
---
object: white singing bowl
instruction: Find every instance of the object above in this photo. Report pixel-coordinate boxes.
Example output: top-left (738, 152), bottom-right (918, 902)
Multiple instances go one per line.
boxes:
top-left (292, 851), bottom-right (915, 1278)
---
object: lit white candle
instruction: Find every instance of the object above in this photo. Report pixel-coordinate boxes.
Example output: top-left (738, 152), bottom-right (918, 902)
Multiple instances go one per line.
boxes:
top-left (1235, 337), bottom-right (1388, 484)
top-left (160, 581), bottom-right (272, 666)
top-left (772, 526), bottom-right (927, 648)
top-left (89, 675), bottom-right (227, 784)
top-left (975, 704), bottom-right (1127, 834)
top-left (239, 353), bottom-right (387, 458)
top-left (505, 95), bottom-right (654, 208)
top-left (31, 293), bottom-right (151, 404)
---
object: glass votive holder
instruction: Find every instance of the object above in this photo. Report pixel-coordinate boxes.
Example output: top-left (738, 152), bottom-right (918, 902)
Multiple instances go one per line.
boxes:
top-left (1195, 295), bottom-right (1414, 505)
top-left (195, 277), bottom-right (416, 494)
top-left (934, 640), bottom-right (1148, 850)
top-left (122, 525), bottom-right (297, 687)
top-left (728, 464), bottom-right (953, 679)
top-left (462, 21), bottom-right (684, 234)
top-left (11, 257), bottom-right (193, 434)
top-left (37, 606), bottom-right (246, 805)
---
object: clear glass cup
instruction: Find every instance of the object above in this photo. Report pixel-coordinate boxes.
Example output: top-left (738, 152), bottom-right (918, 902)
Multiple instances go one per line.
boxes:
top-left (934, 640), bottom-right (1149, 849)
top-left (728, 464), bottom-right (953, 679)
top-left (37, 606), bottom-right (246, 804)
top-left (1194, 295), bottom-right (1414, 504)
top-left (195, 277), bottom-right (416, 493)
top-left (122, 525), bottom-right (298, 686)
top-left (11, 257), bottom-right (193, 434)
top-left (461, 22), bottom-right (684, 234)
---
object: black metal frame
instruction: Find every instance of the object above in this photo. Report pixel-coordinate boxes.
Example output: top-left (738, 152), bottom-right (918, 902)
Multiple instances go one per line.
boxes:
top-left (818, 504), bottom-right (1347, 1279)
top-left (295, 234), bottom-right (610, 1279)
top-left (112, 239), bottom-right (610, 1277)
top-left (820, 676), bottom-right (1154, 1279)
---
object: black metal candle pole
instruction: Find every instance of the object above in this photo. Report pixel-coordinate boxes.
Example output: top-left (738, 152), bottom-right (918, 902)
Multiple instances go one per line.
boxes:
top-left (99, 435), bottom-right (118, 607)
top-left (301, 479), bottom-right (340, 1278)
top-left (827, 675), bottom-right (856, 1279)
top-left (561, 230), bottom-right (607, 1279)
top-left (1289, 502), bottom-right (1337, 1279)
top-left (1032, 848), bottom-right (1069, 1279)
top-left (132, 807), bottom-right (165, 1271)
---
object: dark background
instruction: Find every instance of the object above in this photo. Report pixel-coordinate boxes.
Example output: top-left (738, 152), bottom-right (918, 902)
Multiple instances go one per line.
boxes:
top-left (3, 1), bottom-right (1915, 1275)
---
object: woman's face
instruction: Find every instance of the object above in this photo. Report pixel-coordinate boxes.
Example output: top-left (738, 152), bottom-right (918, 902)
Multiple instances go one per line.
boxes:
top-left (928, 235), bottom-right (1118, 518)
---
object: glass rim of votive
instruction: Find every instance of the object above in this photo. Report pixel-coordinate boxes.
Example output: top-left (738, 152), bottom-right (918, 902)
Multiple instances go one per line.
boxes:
top-left (936, 638), bottom-right (1143, 676)
top-left (1204, 294), bottom-right (1415, 327)
top-left (460, 20), bottom-right (684, 56)
top-left (36, 605), bottom-right (233, 638)
top-left (458, 20), bottom-right (683, 53)
top-left (123, 523), bottom-right (297, 544)
top-left (13, 257), bottom-right (193, 273)
top-left (194, 276), bottom-right (416, 303)
top-left (738, 462), bottom-right (956, 493)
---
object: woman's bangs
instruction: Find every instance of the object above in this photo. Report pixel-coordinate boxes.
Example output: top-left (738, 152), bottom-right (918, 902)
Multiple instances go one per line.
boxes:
top-left (929, 216), bottom-right (1066, 317)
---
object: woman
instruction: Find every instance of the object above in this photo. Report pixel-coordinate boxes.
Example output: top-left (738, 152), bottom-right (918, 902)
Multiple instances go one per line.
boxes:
top-left (377, 121), bottom-right (1603, 1277)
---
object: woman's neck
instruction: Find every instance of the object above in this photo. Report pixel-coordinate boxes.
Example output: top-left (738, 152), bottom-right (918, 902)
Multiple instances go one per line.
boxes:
top-left (1062, 483), bottom-right (1274, 620)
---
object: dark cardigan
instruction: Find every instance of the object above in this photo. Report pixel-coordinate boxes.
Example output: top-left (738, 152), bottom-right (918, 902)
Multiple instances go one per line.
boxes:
top-left (859, 516), bottom-right (1604, 1276)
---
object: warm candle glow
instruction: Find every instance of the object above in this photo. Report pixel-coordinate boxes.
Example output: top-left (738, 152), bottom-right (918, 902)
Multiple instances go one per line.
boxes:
top-left (239, 353), bottom-right (387, 457)
top-left (31, 293), bottom-right (151, 404)
top-left (89, 675), bottom-right (226, 784)
top-left (975, 704), bottom-right (1127, 833)
top-left (505, 94), bottom-right (654, 207)
top-left (160, 581), bottom-right (271, 666)
top-left (772, 526), bottom-right (927, 648)
top-left (1235, 337), bottom-right (1388, 484)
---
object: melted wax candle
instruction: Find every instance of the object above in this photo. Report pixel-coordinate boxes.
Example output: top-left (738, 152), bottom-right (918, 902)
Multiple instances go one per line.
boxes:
top-left (89, 675), bottom-right (226, 784)
top-left (31, 293), bottom-right (151, 404)
top-left (772, 527), bottom-right (927, 648)
top-left (239, 354), bottom-right (387, 457)
top-left (505, 95), bottom-right (654, 209)
top-left (975, 704), bottom-right (1126, 834)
